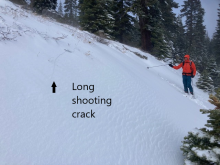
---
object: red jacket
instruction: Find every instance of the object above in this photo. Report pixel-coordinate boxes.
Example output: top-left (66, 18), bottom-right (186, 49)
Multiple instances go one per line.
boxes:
top-left (173, 58), bottom-right (196, 76)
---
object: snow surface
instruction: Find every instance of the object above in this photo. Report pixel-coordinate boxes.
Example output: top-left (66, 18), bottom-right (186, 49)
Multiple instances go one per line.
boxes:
top-left (0, 0), bottom-right (215, 164)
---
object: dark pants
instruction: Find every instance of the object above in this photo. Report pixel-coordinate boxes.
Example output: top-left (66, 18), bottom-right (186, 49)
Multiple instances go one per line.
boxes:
top-left (182, 75), bottom-right (193, 93)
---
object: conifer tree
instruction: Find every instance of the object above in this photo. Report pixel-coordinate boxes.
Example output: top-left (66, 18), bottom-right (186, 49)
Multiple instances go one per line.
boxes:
top-left (158, 0), bottom-right (178, 39)
top-left (129, 17), bottom-right (141, 47)
top-left (58, 0), bottom-right (63, 17)
top-left (150, 0), bottom-right (169, 59)
top-left (32, 0), bottom-right (57, 13)
top-left (79, 0), bottom-right (113, 36)
top-left (195, 33), bottom-right (210, 75)
top-left (202, 33), bottom-right (220, 88)
top-left (213, 68), bottom-right (220, 89)
top-left (79, 0), bottom-right (96, 32)
top-left (173, 15), bottom-right (186, 64)
top-left (207, 57), bottom-right (218, 80)
top-left (30, 0), bottom-right (34, 8)
top-left (158, 0), bottom-right (178, 59)
top-left (213, 4), bottom-right (220, 65)
top-left (123, 17), bottom-right (141, 47)
top-left (206, 33), bottom-right (213, 57)
top-left (110, 0), bottom-right (134, 43)
top-left (193, 1), bottom-right (206, 60)
top-left (181, 95), bottom-right (220, 165)
top-left (10, 0), bottom-right (26, 5)
top-left (132, 0), bottom-right (169, 59)
top-left (64, 0), bottom-right (77, 25)
top-left (131, 0), bottom-right (155, 51)
top-left (215, 87), bottom-right (220, 100)
top-left (180, 0), bottom-right (206, 62)
top-left (196, 70), bottom-right (214, 93)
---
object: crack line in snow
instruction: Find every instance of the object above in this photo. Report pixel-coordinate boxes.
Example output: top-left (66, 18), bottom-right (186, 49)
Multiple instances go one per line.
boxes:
top-left (50, 39), bottom-right (81, 79)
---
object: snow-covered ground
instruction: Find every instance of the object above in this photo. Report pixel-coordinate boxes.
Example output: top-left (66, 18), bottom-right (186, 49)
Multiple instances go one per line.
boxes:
top-left (0, 1), bottom-right (215, 164)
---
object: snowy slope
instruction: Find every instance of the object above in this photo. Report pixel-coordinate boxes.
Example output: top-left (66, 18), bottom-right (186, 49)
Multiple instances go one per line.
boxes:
top-left (0, 1), bottom-right (214, 165)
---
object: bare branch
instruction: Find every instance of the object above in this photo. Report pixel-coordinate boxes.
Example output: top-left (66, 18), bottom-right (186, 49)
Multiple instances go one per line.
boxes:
top-left (52, 34), bottom-right (68, 42)
top-left (0, 27), bottom-right (16, 41)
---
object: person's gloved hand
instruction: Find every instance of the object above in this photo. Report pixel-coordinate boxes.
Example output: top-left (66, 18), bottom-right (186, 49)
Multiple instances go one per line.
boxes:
top-left (191, 75), bottom-right (195, 78)
top-left (169, 64), bottom-right (174, 68)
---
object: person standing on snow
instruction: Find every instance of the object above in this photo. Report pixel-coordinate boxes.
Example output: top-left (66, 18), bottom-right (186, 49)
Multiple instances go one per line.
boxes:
top-left (169, 55), bottom-right (196, 95)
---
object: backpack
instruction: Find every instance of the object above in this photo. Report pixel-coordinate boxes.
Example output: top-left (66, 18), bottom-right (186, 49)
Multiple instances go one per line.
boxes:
top-left (182, 61), bottom-right (193, 76)
top-left (182, 61), bottom-right (192, 66)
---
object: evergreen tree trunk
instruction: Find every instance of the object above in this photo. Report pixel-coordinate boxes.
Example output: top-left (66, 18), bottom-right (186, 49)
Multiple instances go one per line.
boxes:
top-left (139, 18), bottom-right (151, 51)
top-left (139, 0), bottom-right (151, 51)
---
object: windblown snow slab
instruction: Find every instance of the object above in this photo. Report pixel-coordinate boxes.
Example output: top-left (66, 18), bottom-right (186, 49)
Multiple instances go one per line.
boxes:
top-left (0, 0), bottom-right (214, 165)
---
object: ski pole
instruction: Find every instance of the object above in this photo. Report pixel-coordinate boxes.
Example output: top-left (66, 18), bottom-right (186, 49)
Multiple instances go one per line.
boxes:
top-left (147, 64), bottom-right (169, 69)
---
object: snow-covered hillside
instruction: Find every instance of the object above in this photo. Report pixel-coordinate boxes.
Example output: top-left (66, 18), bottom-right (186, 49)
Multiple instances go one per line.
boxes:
top-left (0, 1), bottom-right (214, 165)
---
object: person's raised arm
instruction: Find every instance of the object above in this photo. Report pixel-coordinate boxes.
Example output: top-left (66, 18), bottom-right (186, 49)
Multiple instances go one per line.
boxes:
top-left (171, 62), bottom-right (183, 70)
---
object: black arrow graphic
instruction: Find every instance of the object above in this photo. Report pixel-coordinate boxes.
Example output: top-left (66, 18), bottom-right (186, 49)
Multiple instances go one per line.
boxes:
top-left (51, 82), bottom-right (57, 93)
